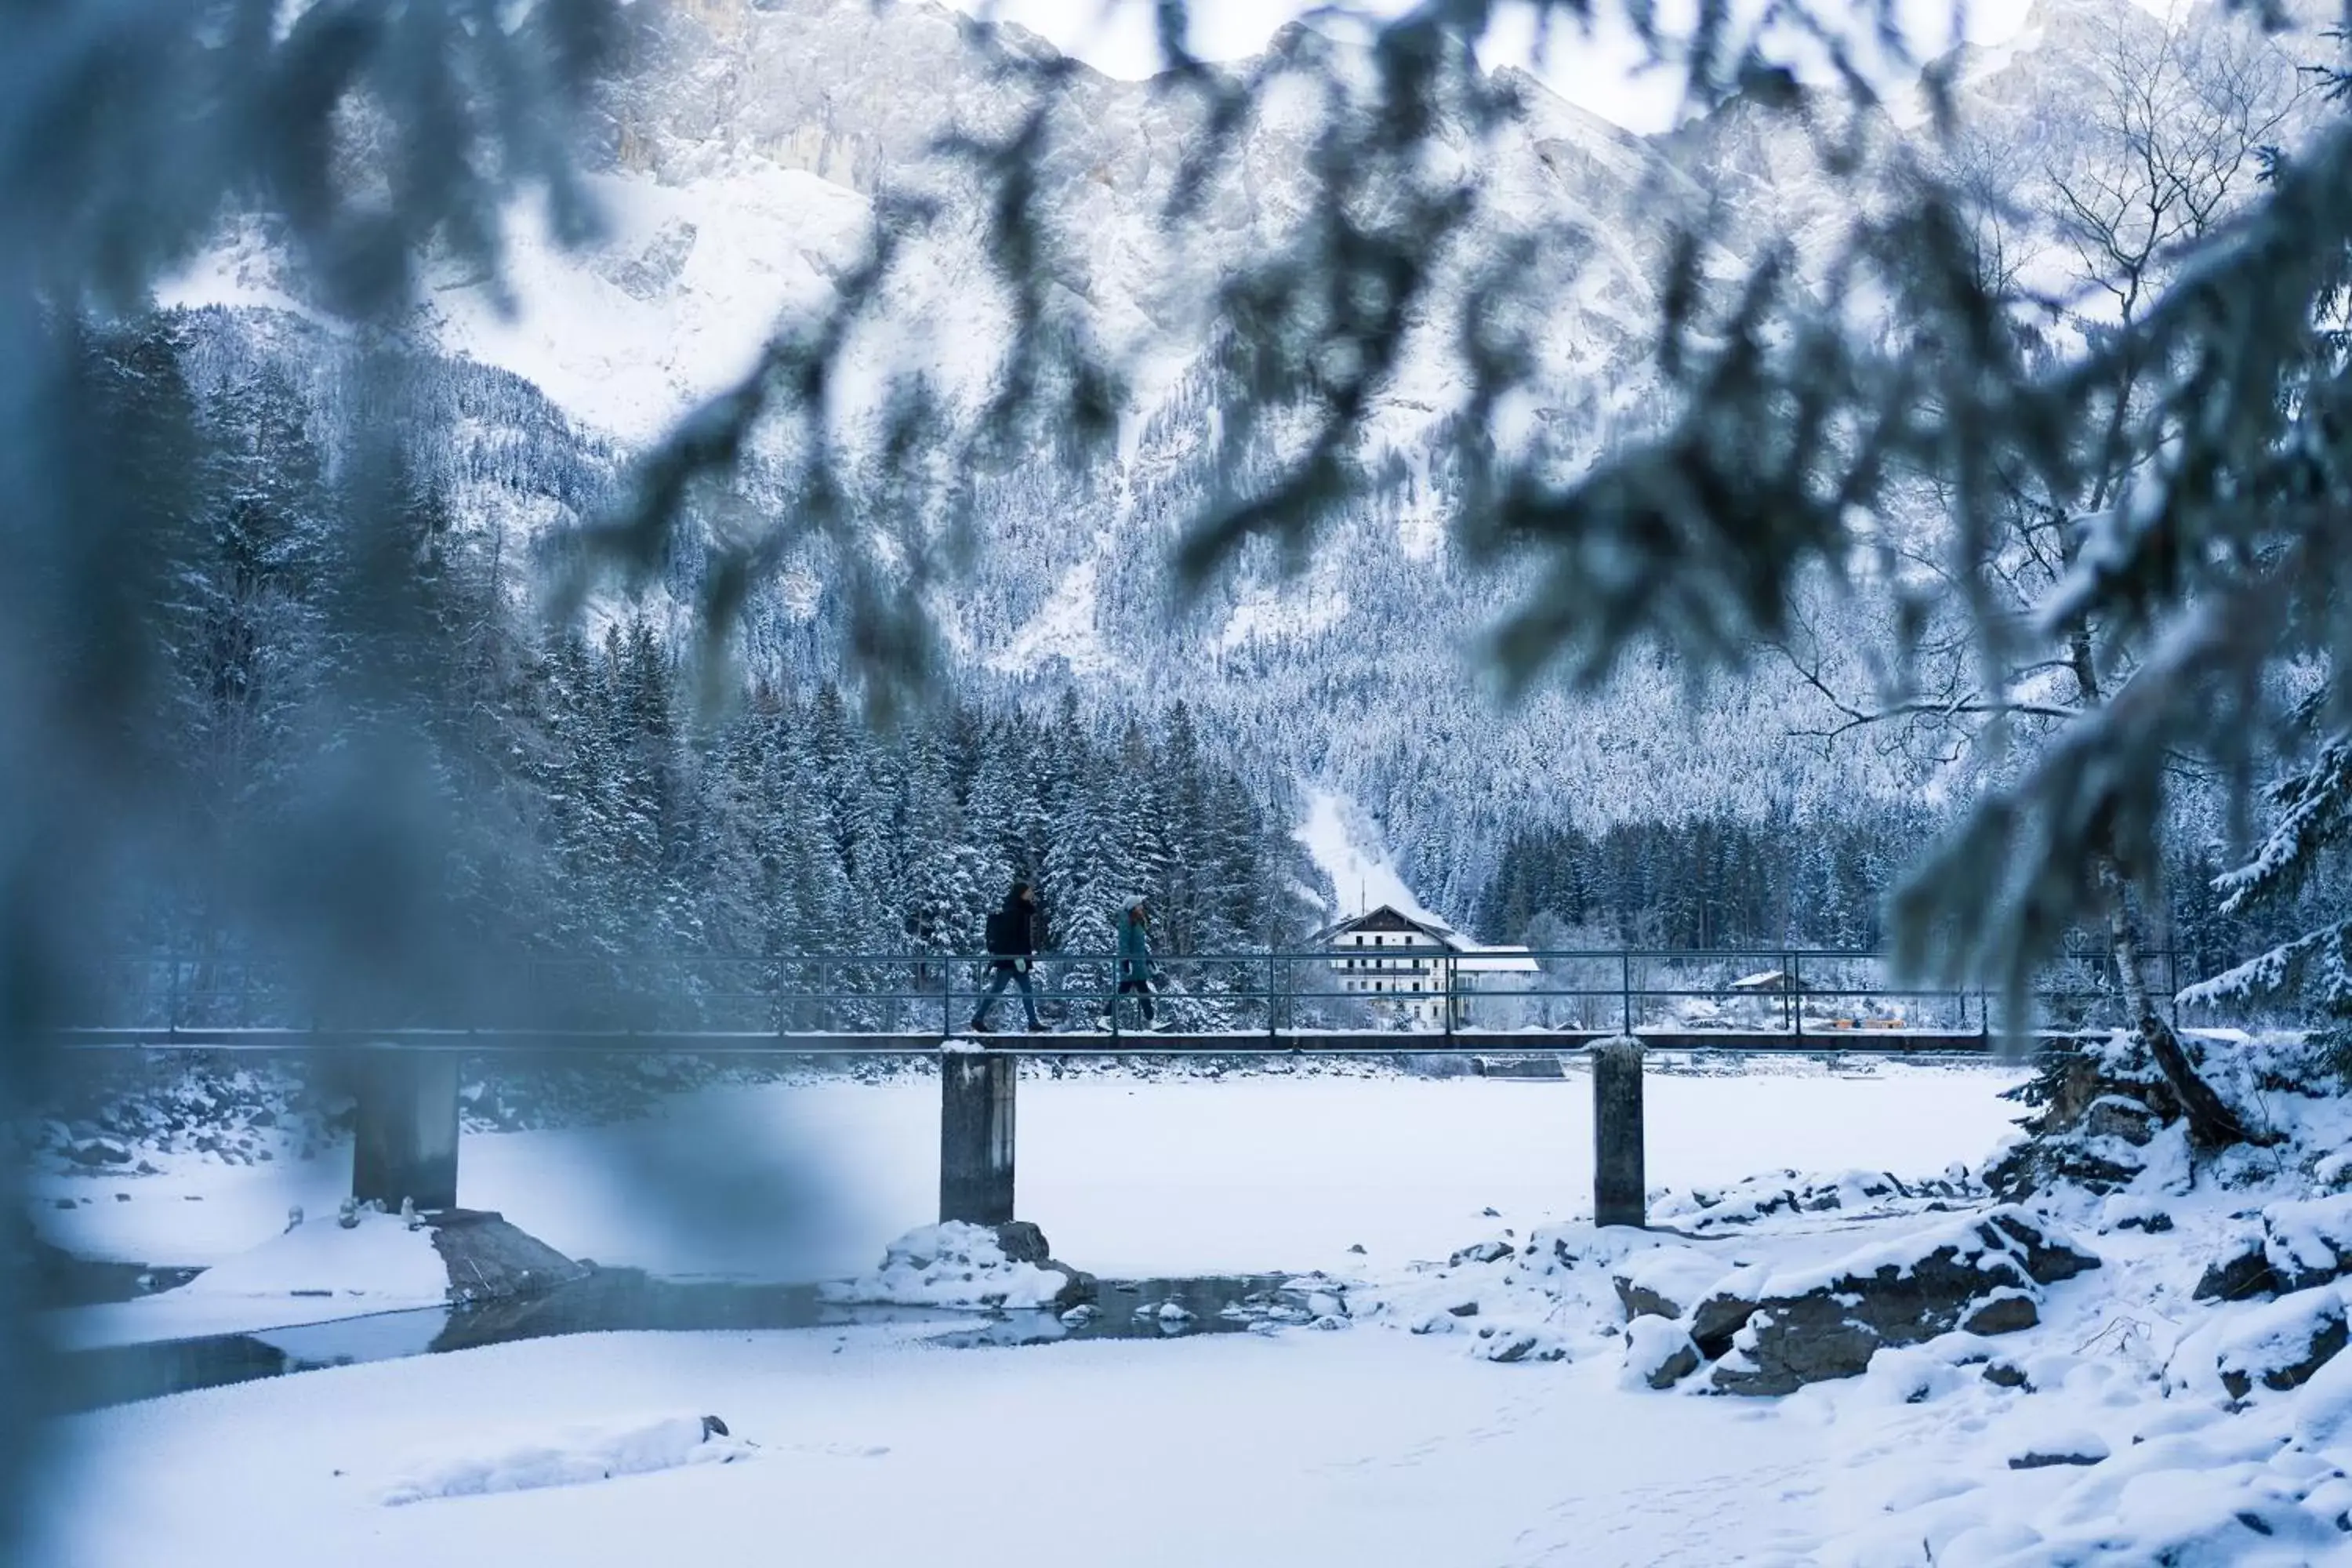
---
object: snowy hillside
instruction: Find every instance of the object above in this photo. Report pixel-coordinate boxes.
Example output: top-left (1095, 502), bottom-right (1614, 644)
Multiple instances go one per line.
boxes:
top-left (154, 0), bottom-right (2332, 934)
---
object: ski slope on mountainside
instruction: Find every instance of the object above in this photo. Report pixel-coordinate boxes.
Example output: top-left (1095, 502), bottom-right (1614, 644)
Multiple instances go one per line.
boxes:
top-left (1292, 790), bottom-right (1443, 927)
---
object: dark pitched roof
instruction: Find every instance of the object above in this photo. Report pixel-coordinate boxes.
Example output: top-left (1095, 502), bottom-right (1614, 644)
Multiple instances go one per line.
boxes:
top-left (1312, 904), bottom-right (1455, 943)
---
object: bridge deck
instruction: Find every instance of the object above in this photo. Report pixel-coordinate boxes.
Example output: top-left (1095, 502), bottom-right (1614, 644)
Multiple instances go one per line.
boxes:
top-left (42, 1025), bottom-right (2041, 1056)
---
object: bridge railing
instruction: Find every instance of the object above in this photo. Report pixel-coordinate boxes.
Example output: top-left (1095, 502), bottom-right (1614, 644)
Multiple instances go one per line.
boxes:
top-left (71, 945), bottom-right (2193, 1039)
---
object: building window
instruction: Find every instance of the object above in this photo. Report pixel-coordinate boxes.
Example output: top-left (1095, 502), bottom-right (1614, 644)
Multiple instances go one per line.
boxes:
top-left (1411, 982), bottom-right (1421, 992)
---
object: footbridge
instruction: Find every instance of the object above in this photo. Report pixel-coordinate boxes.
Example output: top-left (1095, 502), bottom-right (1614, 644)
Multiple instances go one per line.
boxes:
top-left (45, 946), bottom-right (2178, 1231)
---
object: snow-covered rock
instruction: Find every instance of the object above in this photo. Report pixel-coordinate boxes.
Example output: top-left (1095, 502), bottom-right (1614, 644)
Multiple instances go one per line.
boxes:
top-left (2168, 1286), bottom-right (2352, 1405)
top-left (1621, 1316), bottom-right (1702, 1390)
top-left (822, 1221), bottom-right (1092, 1311)
top-left (2264, 1194), bottom-right (2352, 1292)
top-left (1364, 1220), bottom-right (1652, 1364)
top-left (1650, 1167), bottom-right (1979, 1233)
top-left (2003, 1418), bottom-right (2111, 1470)
top-left (2288, 1334), bottom-right (2352, 1450)
top-left (1470, 1323), bottom-right (1570, 1363)
top-left (1365, 1177), bottom-right (2102, 1391)
top-left (2196, 1221), bottom-right (2280, 1303)
top-left (1705, 1208), bottom-right (2099, 1396)
top-left (2190, 1194), bottom-right (2352, 1305)
top-left (1610, 1243), bottom-right (1733, 1322)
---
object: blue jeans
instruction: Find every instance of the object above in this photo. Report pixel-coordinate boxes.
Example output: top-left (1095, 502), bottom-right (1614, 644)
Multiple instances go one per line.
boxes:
top-left (971, 964), bottom-right (1040, 1029)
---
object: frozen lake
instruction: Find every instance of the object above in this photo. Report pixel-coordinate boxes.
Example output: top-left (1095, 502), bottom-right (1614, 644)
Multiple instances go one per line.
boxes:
top-left (34, 1058), bottom-right (2033, 1284)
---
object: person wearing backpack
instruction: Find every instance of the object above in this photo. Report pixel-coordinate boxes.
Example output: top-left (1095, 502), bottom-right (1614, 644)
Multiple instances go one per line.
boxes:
top-left (968, 881), bottom-right (1045, 1033)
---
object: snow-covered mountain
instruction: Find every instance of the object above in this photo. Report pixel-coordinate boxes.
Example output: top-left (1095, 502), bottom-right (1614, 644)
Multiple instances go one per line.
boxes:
top-left (161, 0), bottom-right (2330, 928)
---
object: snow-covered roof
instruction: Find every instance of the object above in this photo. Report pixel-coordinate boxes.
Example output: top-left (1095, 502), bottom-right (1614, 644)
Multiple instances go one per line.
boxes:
top-left (1312, 904), bottom-right (1458, 945)
top-left (1453, 945), bottom-right (1541, 975)
top-left (1312, 907), bottom-right (1537, 975)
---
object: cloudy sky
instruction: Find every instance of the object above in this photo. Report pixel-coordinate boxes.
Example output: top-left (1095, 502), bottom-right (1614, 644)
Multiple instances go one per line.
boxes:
top-left (941, 0), bottom-right (2150, 132)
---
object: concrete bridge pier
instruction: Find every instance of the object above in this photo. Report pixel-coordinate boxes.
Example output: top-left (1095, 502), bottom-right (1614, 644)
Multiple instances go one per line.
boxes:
top-left (1592, 1036), bottom-right (1646, 1229)
top-left (352, 1048), bottom-right (461, 1211)
top-left (940, 1051), bottom-right (1017, 1225)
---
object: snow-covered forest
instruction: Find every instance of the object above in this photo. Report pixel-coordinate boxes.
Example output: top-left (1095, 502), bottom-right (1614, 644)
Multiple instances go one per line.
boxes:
top-left (106, 290), bottom-right (2339, 1004)
top-left (92, 308), bottom-right (1310, 977)
top-left (71, 0), bottom-right (2339, 1016)
top-left (68, 299), bottom-right (1864, 973)
top-left (130, 290), bottom-right (2318, 985)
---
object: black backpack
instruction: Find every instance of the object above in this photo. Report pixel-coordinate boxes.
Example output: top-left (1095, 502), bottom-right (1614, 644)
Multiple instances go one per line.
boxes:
top-left (984, 906), bottom-right (1016, 956)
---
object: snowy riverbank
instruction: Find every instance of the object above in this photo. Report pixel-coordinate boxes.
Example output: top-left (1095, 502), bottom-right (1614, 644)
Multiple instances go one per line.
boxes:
top-left (80, 1056), bottom-right (2352, 1565)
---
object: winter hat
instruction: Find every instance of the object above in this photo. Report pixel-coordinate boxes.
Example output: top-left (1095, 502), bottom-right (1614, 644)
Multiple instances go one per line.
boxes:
top-left (1125, 895), bottom-right (1147, 912)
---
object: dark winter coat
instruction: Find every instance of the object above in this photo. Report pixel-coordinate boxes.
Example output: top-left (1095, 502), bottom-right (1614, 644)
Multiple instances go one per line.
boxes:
top-left (1117, 909), bottom-right (1152, 982)
top-left (984, 895), bottom-right (1038, 969)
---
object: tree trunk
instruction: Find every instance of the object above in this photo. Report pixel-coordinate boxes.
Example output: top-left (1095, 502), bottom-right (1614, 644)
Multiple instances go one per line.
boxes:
top-left (2140, 1011), bottom-right (2265, 1149)
top-left (2107, 902), bottom-right (2153, 1020)
top-left (2107, 893), bottom-right (2264, 1149)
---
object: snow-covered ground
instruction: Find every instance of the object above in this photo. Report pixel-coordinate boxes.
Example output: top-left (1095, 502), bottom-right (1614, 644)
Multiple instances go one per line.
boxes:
top-left (55, 1210), bottom-right (450, 1349)
top-left (38, 1319), bottom-right (1873, 1568)
top-left (26, 1058), bottom-right (2066, 1568)
top-left (45, 1054), bottom-right (2352, 1566)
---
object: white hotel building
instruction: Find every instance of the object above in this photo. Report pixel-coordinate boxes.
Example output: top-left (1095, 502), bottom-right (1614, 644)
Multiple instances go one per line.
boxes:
top-left (1312, 905), bottom-right (1540, 1028)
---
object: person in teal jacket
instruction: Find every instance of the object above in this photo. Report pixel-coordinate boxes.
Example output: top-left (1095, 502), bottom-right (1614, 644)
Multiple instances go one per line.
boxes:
top-left (1109, 896), bottom-right (1160, 1029)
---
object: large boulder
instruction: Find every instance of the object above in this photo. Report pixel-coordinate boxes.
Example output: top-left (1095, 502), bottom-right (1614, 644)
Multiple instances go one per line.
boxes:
top-left (1959, 1290), bottom-right (2039, 1335)
top-left (1705, 1208), bottom-right (2099, 1396)
top-left (1689, 1290), bottom-right (1762, 1360)
top-left (2194, 1229), bottom-right (2278, 1303)
top-left (2261, 1196), bottom-right (2352, 1293)
top-left (2213, 1288), bottom-right (2350, 1403)
top-left (1606, 1247), bottom-right (1773, 1359)
top-left (992, 1220), bottom-right (1053, 1266)
top-left (2190, 1196), bottom-right (2352, 1304)
top-left (1980, 1210), bottom-right (2101, 1287)
top-left (1610, 1244), bottom-right (1738, 1323)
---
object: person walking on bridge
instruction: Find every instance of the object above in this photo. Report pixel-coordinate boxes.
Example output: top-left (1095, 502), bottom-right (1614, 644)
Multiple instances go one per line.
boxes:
top-left (1107, 895), bottom-right (1161, 1030)
top-left (968, 881), bottom-right (1046, 1033)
